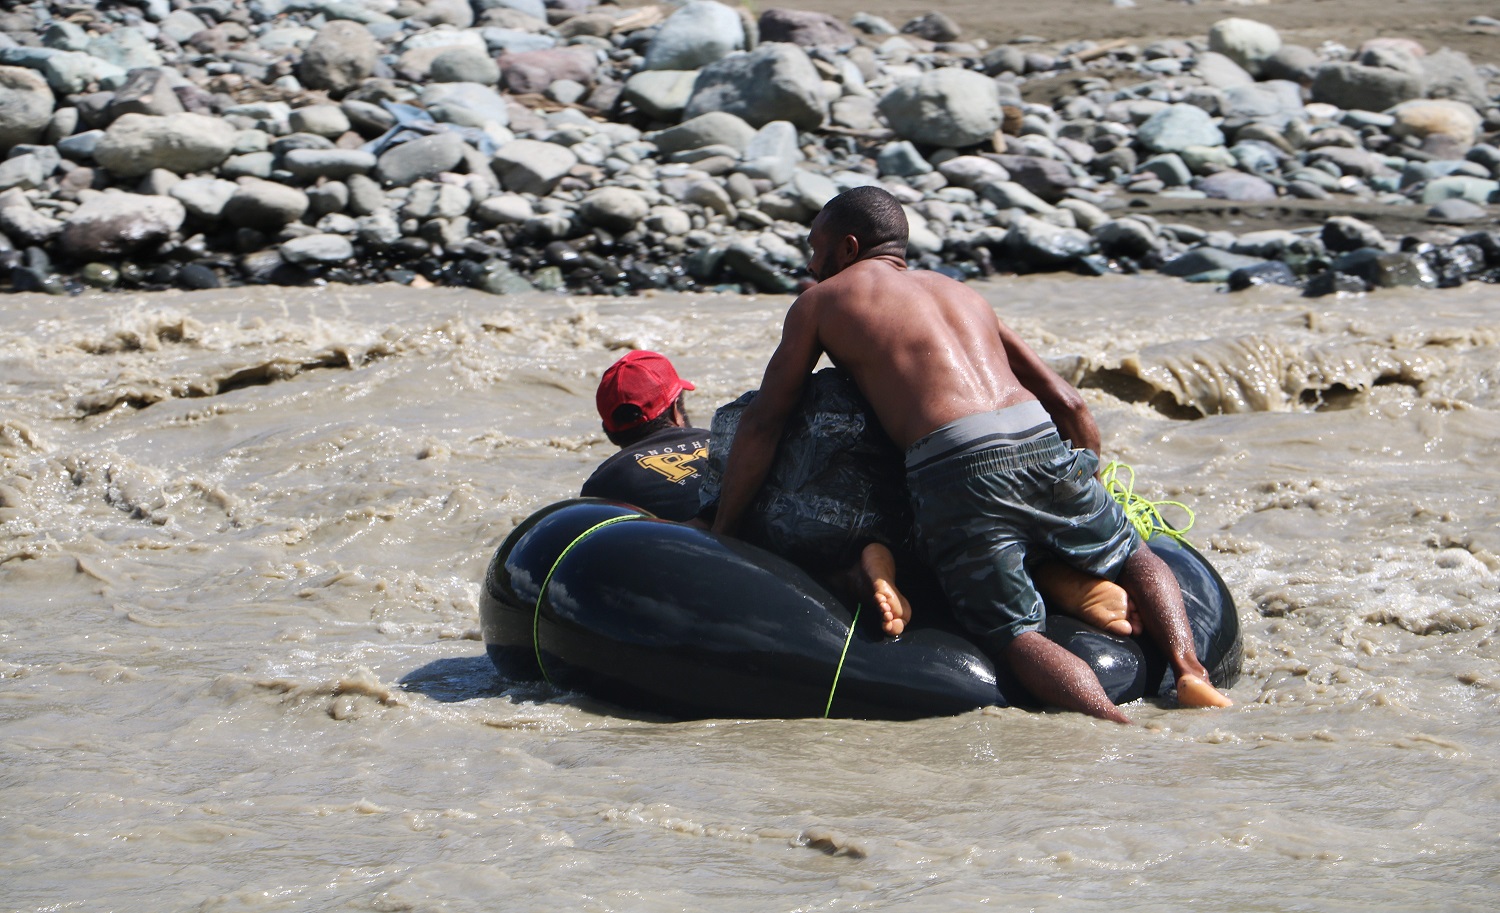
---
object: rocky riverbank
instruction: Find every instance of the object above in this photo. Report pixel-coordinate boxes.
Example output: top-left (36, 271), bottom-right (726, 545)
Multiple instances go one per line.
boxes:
top-left (2, 0), bottom-right (1500, 296)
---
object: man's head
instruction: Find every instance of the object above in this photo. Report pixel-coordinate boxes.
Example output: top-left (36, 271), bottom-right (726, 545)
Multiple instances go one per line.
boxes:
top-left (807, 186), bottom-right (909, 281)
top-left (596, 350), bottom-right (695, 446)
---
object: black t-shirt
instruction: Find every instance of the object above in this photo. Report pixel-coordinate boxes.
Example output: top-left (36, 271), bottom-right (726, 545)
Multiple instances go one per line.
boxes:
top-left (581, 425), bottom-right (710, 521)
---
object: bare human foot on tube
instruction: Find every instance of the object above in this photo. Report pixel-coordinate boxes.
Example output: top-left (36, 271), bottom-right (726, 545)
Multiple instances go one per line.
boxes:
top-left (1032, 560), bottom-right (1139, 636)
top-left (860, 542), bottom-right (911, 636)
top-left (1176, 673), bottom-right (1233, 708)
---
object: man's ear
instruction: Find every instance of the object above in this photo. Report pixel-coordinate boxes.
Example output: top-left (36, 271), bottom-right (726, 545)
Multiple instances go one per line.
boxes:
top-left (841, 233), bottom-right (860, 263)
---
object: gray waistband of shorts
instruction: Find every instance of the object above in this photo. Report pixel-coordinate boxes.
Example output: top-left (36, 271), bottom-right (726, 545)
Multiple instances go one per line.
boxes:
top-left (907, 433), bottom-right (1070, 485)
top-left (905, 401), bottom-right (1056, 472)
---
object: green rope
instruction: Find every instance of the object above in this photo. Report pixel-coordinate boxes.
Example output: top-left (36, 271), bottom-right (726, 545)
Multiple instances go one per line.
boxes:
top-left (823, 602), bottom-right (861, 719)
top-left (533, 513), bottom-right (644, 685)
top-left (1101, 461), bottom-right (1195, 545)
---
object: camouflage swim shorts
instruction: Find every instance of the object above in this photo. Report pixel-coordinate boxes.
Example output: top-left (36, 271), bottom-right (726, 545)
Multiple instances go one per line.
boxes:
top-left (906, 433), bottom-right (1140, 653)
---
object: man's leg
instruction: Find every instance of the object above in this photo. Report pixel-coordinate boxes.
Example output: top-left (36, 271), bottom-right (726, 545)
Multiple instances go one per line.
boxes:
top-left (1003, 632), bottom-right (1133, 724)
top-left (1116, 547), bottom-right (1233, 708)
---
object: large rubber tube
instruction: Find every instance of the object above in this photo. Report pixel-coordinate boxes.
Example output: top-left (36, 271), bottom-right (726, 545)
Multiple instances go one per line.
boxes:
top-left (480, 499), bottom-right (1242, 720)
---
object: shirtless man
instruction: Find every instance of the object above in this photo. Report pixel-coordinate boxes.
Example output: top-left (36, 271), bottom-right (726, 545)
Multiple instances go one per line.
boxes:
top-left (711, 186), bottom-right (1231, 723)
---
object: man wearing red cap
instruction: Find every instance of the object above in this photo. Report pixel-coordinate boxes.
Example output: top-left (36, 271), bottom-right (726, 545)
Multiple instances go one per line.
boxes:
top-left (582, 350), bottom-right (710, 521)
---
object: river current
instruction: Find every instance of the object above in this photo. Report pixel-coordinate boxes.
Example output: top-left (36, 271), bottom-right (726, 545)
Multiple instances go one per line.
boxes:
top-left (3, 274), bottom-right (1498, 911)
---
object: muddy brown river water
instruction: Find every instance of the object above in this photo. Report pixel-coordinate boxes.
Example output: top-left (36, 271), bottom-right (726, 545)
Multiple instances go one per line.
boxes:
top-left (3, 274), bottom-right (1498, 911)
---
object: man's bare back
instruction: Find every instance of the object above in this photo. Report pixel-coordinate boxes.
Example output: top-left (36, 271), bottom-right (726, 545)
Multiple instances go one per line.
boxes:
top-left (712, 188), bottom-right (1231, 721)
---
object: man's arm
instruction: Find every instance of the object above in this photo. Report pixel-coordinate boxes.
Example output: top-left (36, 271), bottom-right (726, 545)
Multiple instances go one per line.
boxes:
top-left (996, 318), bottom-right (1102, 455)
top-left (711, 298), bottom-right (824, 536)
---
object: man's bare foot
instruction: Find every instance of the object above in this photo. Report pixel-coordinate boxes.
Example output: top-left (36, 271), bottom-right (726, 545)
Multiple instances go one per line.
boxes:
top-left (1032, 561), bottom-right (1139, 636)
top-left (860, 542), bottom-right (911, 637)
top-left (1175, 673), bottom-right (1233, 708)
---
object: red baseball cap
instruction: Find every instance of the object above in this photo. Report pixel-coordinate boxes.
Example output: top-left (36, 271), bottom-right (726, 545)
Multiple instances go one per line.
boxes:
top-left (596, 350), bottom-right (696, 433)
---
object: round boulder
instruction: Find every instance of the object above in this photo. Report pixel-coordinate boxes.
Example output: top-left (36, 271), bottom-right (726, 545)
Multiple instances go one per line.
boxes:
top-left (221, 178), bottom-right (310, 230)
top-left (0, 66), bottom-right (54, 152)
top-left (93, 112), bottom-right (238, 178)
top-left (878, 68), bottom-right (1002, 148)
top-left (580, 187), bottom-right (649, 234)
top-left (58, 192), bottom-right (185, 259)
top-left (1207, 18), bottom-right (1281, 77)
top-left (682, 42), bottom-right (828, 130)
top-left (299, 21), bottom-right (378, 96)
top-left (643, 0), bottom-right (745, 71)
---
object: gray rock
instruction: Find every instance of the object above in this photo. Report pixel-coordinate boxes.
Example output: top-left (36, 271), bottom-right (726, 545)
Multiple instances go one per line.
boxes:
top-left (622, 70), bottom-right (698, 121)
top-left (309, 183), bottom-right (351, 219)
top-left (56, 129), bottom-right (103, 161)
top-left (1312, 63), bottom-right (1424, 113)
top-left (1006, 214), bottom-right (1093, 268)
top-left (86, 28), bottom-right (163, 71)
top-left (987, 154), bottom-right (1076, 202)
top-left (169, 177), bottom-right (239, 220)
top-left (878, 67), bottom-right (1002, 148)
top-left (481, 28), bottom-right (555, 55)
top-left (1138, 104), bottom-right (1225, 154)
top-left (1207, 17), bottom-right (1281, 76)
top-left (221, 151), bottom-right (276, 179)
top-left (877, 140), bottom-right (932, 177)
top-left (42, 20), bottom-right (89, 52)
top-left (735, 119), bottom-right (803, 185)
top-left (0, 153), bottom-right (43, 190)
top-left (497, 46), bottom-right (598, 95)
top-left (979, 180), bottom-right (1056, 215)
top-left (1261, 44), bottom-right (1320, 83)
top-left (283, 148), bottom-right (378, 180)
top-left (938, 155), bottom-right (1009, 188)
top-left (649, 111), bottom-right (756, 155)
top-left (160, 10), bottom-right (209, 44)
top-left (789, 169), bottom-right (840, 210)
top-left (1159, 247), bottom-right (1265, 278)
top-left (431, 46), bottom-right (501, 85)
top-left (1427, 197), bottom-right (1489, 223)
top-left (1192, 51), bottom-right (1254, 89)
top-left (1228, 229), bottom-right (1300, 258)
top-left (983, 46), bottom-right (1028, 76)
top-left (1138, 153), bottom-right (1193, 187)
top-left (58, 192), bottom-right (185, 258)
top-left (830, 95), bottom-right (880, 132)
top-left (289, 104), bottom-right (351, 138)
top-left (644, 0), bottom-right (746, 71)
top-left (1422, 48), bottom-right (1490, 110)
top-left (491, 138), bottom-right (577, 194)
top-left (757, 9), bottom-right (855, 49)
top-left (0, 66), bottom-right (53, 152)
top-left (683, 43), bottom-right (828, 130)
top-left (107, 68), bottom-right (184, 120)
top-left (0, 193), bottom-right (61, 245)
top-left (1307, 145), bottom-right (1383, 178)
top-left (94, 113), bottom-right (237, 178)
top-left (1420, 175), bottom-right (1499, 205)
top-left (422, 82), bottom-right (511, 130)
top-left (1322, 216), bottom-right (1386, 252)
top-left (902, 11), bottom-right (961, 42)
top-left (1196, 170), bottom-right (1278, 202)
top-left (724, 236), bottom-right (798, 292)
top-left (221, 178), bottom-right (311, 230)
top-left (299, 21), bottom-right (378, 95)
top-left (0, 48), bottom-right (127, 96)
top-left (375, 132), bottom-right (466, 186)
top-left (1093, 218), bottom-right (1161, 258)
top-left (341, 99), bottom-right (397, 137)
top-left (580, 186), bottom-right (649, 233)
top-left (281, 233), bottom-right (354, 264)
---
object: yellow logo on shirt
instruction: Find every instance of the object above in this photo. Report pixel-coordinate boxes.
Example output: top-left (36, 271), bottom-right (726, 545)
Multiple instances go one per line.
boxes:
top-left (636, 445), bottom-right (708, 482)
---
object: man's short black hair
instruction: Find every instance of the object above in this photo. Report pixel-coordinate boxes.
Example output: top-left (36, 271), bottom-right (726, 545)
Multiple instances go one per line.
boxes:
top-left (818, 186), bottom-right (909, 253)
